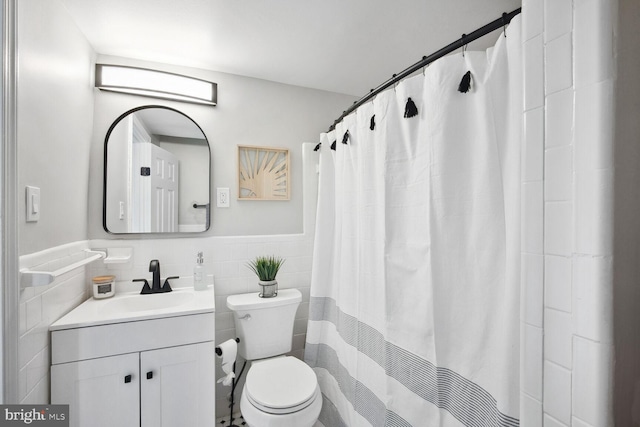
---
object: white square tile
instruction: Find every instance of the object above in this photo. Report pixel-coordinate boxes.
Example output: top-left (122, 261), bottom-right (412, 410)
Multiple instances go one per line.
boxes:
top-left (214, 276), bottom-right (248, 296)
top-left (523, 324), bottom-right (544, 399)
top-left (221, 261), bottom-right (240, 278)
top-left (211, 241), bottom-right (234, 262)
top-left (545, 33), bottom-right (573, 95)
top-left (545, 89), bottom-right (574, 149)
top-left (214, 312), bottom-right (235, 331)
top-left (545, 146), bottom-right (573, 201)
top-left (524, 35), bottom-right (545, 111)
top-left (18, 366), bottom-right (28, 402)
top-left (523, 0), bottom-right (544, 41)
top-left (571, 416), bottom-right (595, 427)
top-left (18, 325), bottom-right (49, 372)
top-left (523, 182), bottom-right (544, 254)
top-left (544, 0), bottom-right (572, 42)
top-left (521, 393), bottom-right (543, 427)
top-left (523, 254), bottom-right (544, 327)
top-left (543, 414), bottom-right (568, 427)
top-left (25, 296), bottom-right (43, 332)
top-left (524, 107), bottom-right (544, 182)
top-left (574, 81), bottom-right (615, 172)
top-left (543, 361), bottom-right (572, 425)
top-left (544, 308), bottom-right (572, 369)
top-left (573, 337), bottom-right (613, 426)
top-left (545, 255), bottom-right (572, 312)
top-left (231, 243), bottom-right (249, 261)
top-left (574, 0), bottom-right (614, 88)
top-left (19, 303), bottom-right (27, 336)
top-left (574, 169), bottom-right (614, 256)
top-left (572, 255), bottom-right (613, 342)
top-left (21, 378), bottom-right (49, 405)
top-left (544, 201), bottom-right (573, 256)
top-left (25, 347), bottom-right (49, 395)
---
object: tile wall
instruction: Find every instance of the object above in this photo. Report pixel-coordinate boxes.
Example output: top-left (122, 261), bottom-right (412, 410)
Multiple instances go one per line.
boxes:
top-left (520, 0), bottom-right (616, 426)
top-left (18, 241), bottom-right (92, 403)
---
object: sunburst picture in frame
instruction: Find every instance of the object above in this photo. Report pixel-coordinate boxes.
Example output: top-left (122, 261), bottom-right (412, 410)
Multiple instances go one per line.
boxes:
top-left (238, 145), bottom-right (290, 200)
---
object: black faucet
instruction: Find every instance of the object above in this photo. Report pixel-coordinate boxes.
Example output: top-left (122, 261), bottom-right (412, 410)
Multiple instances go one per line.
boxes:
top-left (133, 260), bottom-right (177, 294)
top-left (149, 259), bottom-right (161, 293)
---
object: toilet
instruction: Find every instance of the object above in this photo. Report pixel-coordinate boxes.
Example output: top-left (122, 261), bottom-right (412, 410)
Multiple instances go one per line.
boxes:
top-left (227, 288), bottom-right (322, 427)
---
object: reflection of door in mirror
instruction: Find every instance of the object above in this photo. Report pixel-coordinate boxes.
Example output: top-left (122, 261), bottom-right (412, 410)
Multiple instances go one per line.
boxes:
top-left (131, 116), bottom-right (179, 233)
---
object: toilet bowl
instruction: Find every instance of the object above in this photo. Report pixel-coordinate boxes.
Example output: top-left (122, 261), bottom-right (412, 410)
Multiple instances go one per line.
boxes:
top-left (226, 289), bottom-right (322, 427)
top-left (240, 356), bottom-right (321, 427)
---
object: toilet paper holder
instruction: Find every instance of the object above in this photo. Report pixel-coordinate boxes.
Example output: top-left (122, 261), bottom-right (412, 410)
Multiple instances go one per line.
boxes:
top-left (215, 337), bottom-right (240, 356)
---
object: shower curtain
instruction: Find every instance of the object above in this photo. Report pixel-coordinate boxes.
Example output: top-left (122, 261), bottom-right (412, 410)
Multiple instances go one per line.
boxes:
top-left (305, 17), bottom-right (522, 427)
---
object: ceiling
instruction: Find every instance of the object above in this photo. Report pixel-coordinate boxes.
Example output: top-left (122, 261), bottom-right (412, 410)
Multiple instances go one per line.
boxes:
top-left (60, 0), bottom-right (521, 97)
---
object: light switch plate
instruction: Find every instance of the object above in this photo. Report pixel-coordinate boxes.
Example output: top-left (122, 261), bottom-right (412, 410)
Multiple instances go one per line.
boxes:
top-left (26, 186), bottom-right (40, 222)
top-left (217, 187), bottom-right (230, 208)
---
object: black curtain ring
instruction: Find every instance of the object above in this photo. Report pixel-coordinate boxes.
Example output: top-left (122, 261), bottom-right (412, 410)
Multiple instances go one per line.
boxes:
top-left (502, 12), bottom-right (508, 37)
top-left (461, 34), bottom-right (467, 57)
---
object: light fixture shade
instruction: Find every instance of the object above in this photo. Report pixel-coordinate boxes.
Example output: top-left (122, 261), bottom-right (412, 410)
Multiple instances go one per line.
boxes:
top-left (95, 64), bottom-right (217, 106)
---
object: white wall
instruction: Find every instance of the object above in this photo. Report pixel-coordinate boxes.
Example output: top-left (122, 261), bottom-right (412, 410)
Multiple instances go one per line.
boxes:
top-left (519, 0), bottom-right (637, 426)
top-left (16, 0), bottom-right (96, 403)
top-left (17, 0), bottom-right (96, 256)
top-left (87, 55), bottom-right (357, 237)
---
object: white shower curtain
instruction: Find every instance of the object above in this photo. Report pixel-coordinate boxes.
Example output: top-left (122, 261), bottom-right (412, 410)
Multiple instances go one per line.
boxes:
top-left (305, 16), bottom-right (522, 427)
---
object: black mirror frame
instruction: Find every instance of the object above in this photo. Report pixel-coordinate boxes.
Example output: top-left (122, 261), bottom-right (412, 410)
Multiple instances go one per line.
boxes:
top-left (103, 105), bottom-right (211, 235)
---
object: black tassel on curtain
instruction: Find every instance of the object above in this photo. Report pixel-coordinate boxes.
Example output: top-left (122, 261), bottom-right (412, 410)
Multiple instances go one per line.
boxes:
top-left (458, 71), bottom-right (472, 93)
top-left (404, 98), bottom-right (418, 118)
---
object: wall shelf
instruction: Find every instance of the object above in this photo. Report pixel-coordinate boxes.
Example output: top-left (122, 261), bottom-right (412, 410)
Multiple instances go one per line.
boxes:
top-left (20, 248), bottom-right (132, 288)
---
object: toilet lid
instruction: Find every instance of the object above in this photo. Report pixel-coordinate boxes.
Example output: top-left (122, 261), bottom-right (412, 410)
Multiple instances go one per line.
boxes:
top-left (245, 356), bottom-right (318, 412)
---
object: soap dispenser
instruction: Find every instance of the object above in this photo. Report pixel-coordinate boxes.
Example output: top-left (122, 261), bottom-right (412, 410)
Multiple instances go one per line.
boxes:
top-left (193, 252), bottom-right (207, 290)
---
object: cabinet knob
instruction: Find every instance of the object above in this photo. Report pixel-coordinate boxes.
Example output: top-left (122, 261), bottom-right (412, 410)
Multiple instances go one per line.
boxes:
top-left (146, 371), bottom-right (153, 380)
top-left (124, 374), bottom-right (132, 384)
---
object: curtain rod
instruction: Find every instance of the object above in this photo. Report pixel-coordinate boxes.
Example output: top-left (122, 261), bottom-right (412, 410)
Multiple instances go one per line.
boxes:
top-left (328, 7), bottom-right (522, 131)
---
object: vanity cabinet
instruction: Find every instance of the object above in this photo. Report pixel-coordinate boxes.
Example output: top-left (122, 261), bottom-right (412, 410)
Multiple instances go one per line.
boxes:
top-left (52, 353), bottom-right (139, 427)
top-left (140, 342), bottom-right (214, 427)
top-left (50, 310), bottom-right (216, 427)
top-left (52, 342), bottom-right (214, 427)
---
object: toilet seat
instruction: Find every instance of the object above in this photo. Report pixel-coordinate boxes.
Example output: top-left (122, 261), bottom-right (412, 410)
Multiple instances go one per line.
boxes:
top-left (244, 356), bottom-right (319, 415)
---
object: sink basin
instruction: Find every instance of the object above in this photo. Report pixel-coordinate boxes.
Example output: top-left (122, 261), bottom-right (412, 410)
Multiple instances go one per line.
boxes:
top-left (100, 291), bottom-right (193, 315)
top-left (50, 286), bottom-right (215, 331)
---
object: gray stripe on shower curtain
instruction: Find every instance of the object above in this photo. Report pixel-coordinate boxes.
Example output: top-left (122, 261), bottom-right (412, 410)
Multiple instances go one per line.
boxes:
top-left (318, 392), bottom-right (349, 427)
top-left (308, 343), bottom-right (412, 427)
top-left (306, 296), bottom-right (519, 427)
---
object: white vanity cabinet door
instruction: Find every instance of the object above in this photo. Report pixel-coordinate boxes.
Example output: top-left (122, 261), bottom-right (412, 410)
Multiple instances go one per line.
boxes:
top-left (140, 341), bottom-right (216, 427)
top-left (51, 352), bottom-right (140, 427)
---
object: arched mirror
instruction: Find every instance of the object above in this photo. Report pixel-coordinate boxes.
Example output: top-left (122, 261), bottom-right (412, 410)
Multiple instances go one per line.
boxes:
top-left (104, 106), bottom-right (210, 234)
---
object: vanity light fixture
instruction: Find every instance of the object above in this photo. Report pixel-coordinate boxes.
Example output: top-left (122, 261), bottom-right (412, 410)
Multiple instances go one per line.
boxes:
top-left (95, 64), bottom-right (217, 106)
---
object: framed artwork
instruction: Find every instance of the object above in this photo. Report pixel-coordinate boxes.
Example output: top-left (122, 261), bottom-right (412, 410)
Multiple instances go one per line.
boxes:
top-left (238, 145), bottom-right (290, 200)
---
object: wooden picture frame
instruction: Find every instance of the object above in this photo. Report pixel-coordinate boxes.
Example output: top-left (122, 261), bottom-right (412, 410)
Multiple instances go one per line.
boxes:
top-left (238, 145), bottom-right (290, 200)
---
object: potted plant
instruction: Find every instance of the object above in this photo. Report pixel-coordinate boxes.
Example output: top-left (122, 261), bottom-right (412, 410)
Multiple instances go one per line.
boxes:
top-left (246, 255), bottom-right (285, 298)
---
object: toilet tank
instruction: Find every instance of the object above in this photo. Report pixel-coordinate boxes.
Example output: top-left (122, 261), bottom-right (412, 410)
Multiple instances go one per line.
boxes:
top-left (226, 288), bottom-right (302, 360)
